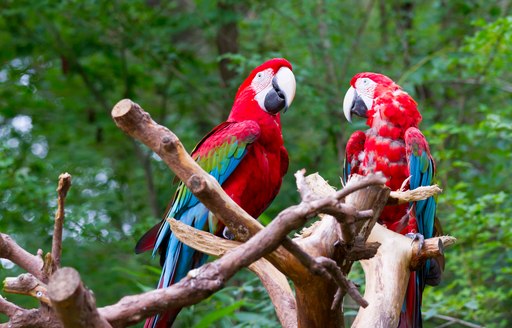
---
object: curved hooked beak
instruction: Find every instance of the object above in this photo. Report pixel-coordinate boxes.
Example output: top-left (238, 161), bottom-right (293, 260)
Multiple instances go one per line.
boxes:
top-left (343, 86), bottom-right (371, 123)
top-left (264, 67), bottom-right (296, 115)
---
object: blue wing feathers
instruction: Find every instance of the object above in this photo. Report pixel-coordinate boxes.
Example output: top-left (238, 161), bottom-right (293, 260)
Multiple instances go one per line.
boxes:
top-left (405, 128), bottom-right (437, 328)
top-left (144, 121), bottom-right (259, 327)
top-left (150, 122), bottom-right (256, 288)
top-left (409, 152), bottom-right (435, 239)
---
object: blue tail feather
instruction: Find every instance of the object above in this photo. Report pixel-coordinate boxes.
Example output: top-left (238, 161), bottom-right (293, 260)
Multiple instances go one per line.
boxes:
top-left (147, 203), bottom-right (210, 327)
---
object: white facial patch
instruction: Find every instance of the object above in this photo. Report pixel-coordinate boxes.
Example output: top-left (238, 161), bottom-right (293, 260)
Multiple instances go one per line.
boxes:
top-left (252, 68), bottom-right (274, 110)
top-left (355, 77), bottom-right (377, 110)
top-left (355, 78), bottom-right (377, 98)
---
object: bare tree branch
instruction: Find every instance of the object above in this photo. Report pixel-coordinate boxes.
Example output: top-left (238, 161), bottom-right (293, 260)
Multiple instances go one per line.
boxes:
top-left (0, 295), bottom-right (61, 328)
top-left (0, 295), bottom-right (23, 317)
top-left (3, 273), bottom-right (50, 305)
top-left (110, 98), bottom-right (369, 292)
top-left (0, 99), bottom-right (457, 328)
top-left (169, 219), bottom-right (297, 328)
top-left (352, 224), bottom-right (456, 327)
top-left (51, 173), bottom-right (72, 272)
top-left (97, 168), bottom-right (384, 326)
top-left (111, 99), bottom-right (262, 242)
top-left (48, 267), bottom-right (112, 328)
top-left (410, 235), bottom-right (456, 270)
top-left (0, 233), bottom-right (44, 281)
top-left (389, 184), bottom-right (443, 205)
top-left (292, 173), bottom-right (390, 327)
top-left (433, 314), bottom-right (484, 328)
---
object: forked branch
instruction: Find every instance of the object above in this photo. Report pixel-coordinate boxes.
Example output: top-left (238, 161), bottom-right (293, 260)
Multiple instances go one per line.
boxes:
top-left (0, 99), bottom-right (456, 328)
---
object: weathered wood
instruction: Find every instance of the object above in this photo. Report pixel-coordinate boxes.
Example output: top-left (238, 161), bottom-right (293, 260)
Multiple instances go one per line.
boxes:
top-left (4, 273), bottom-right (50, 305)
top-left (169, 218), bottom-right (297, 328)
top-left (48, 267), bottom-right (112, 328)
top-left (352, 224), bottom-right (456, 327)
top-left (111, 99), bottom-right (308, 281)
top-left (292, 173), bottom-right (389, 328)
top-left (0, 233), bottom-right (45, 282)
top-left (51, 173), bottom-right (72, 272)
top-left (410, 235), bottom-right (455, 270)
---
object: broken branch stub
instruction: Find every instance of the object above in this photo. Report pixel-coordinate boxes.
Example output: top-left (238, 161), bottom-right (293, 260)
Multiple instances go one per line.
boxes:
top-left (48, 267), bottom-right (112, 328)
top-left (352, 223), bottom-right (456, 327)
top-left (292, 173), bottom-right (389, 327)
top-left (169, 218), bottom-right (297, 328)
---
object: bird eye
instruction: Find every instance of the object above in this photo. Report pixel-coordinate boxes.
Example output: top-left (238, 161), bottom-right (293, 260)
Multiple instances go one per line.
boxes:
top-left (257, 72), bottom-right (263, 78)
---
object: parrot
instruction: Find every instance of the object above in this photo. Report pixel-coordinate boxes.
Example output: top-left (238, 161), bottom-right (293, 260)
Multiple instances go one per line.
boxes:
top-left (135, 58), bottom-right (296, 328)
top-left (341, 72), bottom-right (443, 328)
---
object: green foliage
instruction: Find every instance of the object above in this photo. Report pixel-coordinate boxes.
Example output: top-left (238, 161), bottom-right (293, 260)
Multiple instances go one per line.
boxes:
top-left (1, 0), bottom-right (511, 327)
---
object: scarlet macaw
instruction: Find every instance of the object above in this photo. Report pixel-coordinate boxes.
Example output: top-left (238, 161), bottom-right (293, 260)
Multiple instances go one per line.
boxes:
top-left (342, 72), bottom-right (442, 328)
top-left (135, 58), bottom-right (296, 328)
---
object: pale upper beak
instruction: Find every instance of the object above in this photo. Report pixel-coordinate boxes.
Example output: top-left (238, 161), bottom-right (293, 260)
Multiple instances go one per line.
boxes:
top-left (264, 67), bottom-right (296, 114)
top-left (343, 86), bottom-right (372, 122)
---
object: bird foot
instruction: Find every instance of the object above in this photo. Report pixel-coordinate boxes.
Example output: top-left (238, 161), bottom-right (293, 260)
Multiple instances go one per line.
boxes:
top-left (398, 176), bottom-right (412, 192)
top-left (405, 232), bottom-right (425, 254)
top-left (222, 227), bottom-right (235, 240)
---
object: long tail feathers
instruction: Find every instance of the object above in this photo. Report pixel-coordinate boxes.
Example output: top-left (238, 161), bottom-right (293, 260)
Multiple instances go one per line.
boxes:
top-left (399, 271), bottom-right (423, 328)
top-left (144, 311), bottom-right (177, 328)
top-left (144, 235), bottom-right (208, 328)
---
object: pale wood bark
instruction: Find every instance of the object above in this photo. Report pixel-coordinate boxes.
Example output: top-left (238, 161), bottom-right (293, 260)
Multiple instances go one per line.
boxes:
top-left (169, 219), bottom-right (297, 328)
top-left (4, 273), bottom-right (50, 305)
top-left (292, 173), bottom-right (389, 327)
top-left (0, 99), bottom-right (455, 328)
top-left (51, 173), bottom-right (71, 272)
top-left (352, 224), bottom-right (456, 327)
top-left (48, 267), bottom-right (112, 328)
top-left (0, 233), bottom-right (45, 281)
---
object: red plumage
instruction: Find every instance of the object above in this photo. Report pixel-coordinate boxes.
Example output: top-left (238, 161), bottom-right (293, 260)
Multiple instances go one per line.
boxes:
top-left (343, 72), bottom-right (441, 327)
top-left (137, 58), bottom-right (296, 327)
top-left (344, 72), bottom-right (420, 233)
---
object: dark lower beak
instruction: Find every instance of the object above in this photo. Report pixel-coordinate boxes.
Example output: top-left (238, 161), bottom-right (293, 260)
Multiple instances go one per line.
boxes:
top-left (264, 77), bottom-right (287, 115)
top-left (351, 91), bottom-right (368, 118)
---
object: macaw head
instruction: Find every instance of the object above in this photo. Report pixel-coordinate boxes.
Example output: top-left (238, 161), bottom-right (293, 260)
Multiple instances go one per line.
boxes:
top-left (230, 58), bottom-right (296, 120)
top-left (342, 72), bottom-right (421, 128)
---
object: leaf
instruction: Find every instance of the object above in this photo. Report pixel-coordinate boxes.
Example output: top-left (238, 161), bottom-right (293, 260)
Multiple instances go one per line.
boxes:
top-left (192, 300), bottom-right (246, 328)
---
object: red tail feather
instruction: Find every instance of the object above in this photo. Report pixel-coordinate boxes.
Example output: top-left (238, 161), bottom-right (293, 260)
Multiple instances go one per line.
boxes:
top-left (135, 222), bottom-right (161, 254)
top-left (144, 308), bottom-right (181, 328)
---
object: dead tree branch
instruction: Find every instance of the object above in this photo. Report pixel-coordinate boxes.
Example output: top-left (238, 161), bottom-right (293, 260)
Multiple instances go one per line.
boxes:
top-left (48, 267), bottom-right (112, 328)
top-left (110, 99), bottom-right (382, 314)
top-left (3, 273), bottom-right (50, 305)
top-left (389, 184), bottom-right (443, 205)
top-left (111, 99), bottom-right (261, 241)
top-left (98, 176), bottom-right (373, 327)
top-left (0, 296), bottom-right (59, 328)
top-left (291, 173), bottom-right (390, 326)
top-left (169, 219), bottom-right (296, 328)
top-left (0, 174), bottom-right (74, 327)
top-left (352, 224), bottom-right (456, 328)
top-left (0, 233), bottom-right (45, 281)
top-left (0, 99), bottom-right (456, 328)
top-left (0, 295), bottom-right (23, 318)
top-left (51, 173), bottom-right (72, 272)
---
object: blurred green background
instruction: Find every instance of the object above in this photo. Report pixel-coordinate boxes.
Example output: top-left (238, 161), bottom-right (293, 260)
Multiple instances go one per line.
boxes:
top-left (1, 0), bottom-right (511, 327)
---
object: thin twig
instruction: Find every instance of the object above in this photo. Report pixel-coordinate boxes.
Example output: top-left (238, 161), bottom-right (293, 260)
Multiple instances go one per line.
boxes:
top-left (3, 273), bottom-right (50, 305)
top-left (314, 257), bottom-right (367, 309)
top-left (0, 295), bottom-right (23, 317)
top-left (432, 314), bottom-right (484, 328)
top-left (0, 233), bottom-right (45, 282)
top-left (51, 173), bottom-right (72, 272)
